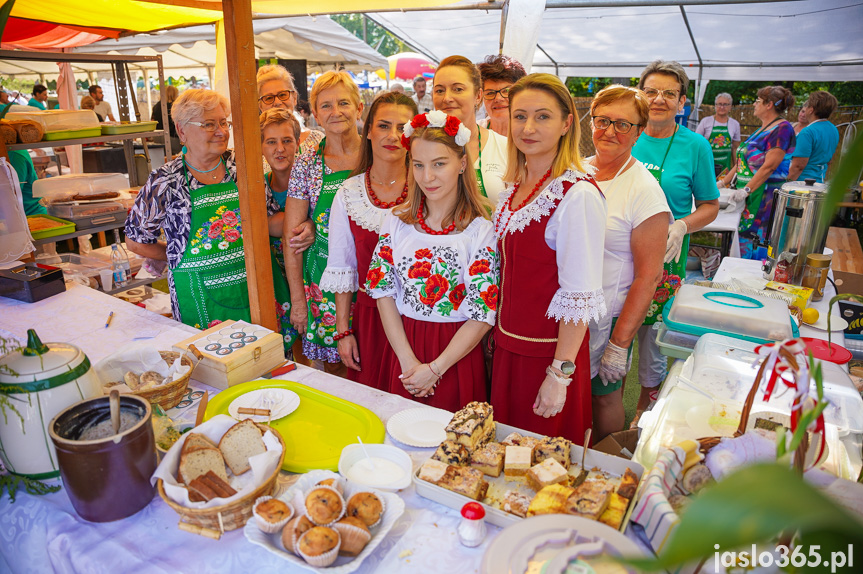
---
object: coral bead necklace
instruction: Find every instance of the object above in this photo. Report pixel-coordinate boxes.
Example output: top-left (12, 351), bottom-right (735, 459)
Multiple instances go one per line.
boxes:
top-left (365, 167), bottom-right (407, 208)
top-left (417, 197), bottom-right (456, 235)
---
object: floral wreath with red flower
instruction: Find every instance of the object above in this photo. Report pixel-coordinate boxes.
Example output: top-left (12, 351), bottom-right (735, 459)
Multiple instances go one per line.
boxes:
top-left (400, 110), bottom-right (472, 150)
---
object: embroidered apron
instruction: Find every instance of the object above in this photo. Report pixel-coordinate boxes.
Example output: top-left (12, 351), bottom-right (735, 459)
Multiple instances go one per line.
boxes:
top-left (265, 172), bottom-right (299, 347)
top-left (735, 134), bottom-right (773, 260)
top-left (171, 163), bottom-right (295, 349)
top-left (302, 140), bottom-right (352, 356)
top-left (475, 128), bottom-right (488, 198)
top-left (708, 121), bottom-right (733, 175)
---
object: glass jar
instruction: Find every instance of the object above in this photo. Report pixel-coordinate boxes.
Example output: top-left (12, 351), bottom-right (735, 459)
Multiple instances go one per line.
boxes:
top-left (800, 253), bottom-right (831, 301)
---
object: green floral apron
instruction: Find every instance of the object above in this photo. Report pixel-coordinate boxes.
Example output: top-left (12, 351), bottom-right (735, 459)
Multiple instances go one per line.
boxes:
top-left (476, 128), bottom-right (487, 198)
top-left (171, 161), bottom-right (295, 350)
top-left (301, 140), bottom-right (351, 359)
top-left (708, 122), bottom-right (733, 175)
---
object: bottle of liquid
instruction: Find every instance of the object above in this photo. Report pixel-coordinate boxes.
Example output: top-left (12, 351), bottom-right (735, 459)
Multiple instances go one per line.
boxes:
top-left (117, 242), bottom-right (133, 283)
top-left (111, 244), bottom-right (128, 289)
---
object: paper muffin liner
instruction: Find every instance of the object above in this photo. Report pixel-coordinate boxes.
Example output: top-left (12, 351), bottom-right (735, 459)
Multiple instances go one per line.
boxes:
top-left (303, 484), bottom-right (346, 526)
top-left (315, 475), bottom-right (346, 496)
top-left (253, 495), bottom-right (294, 534)
top-left (346, 490), bottom-right (386, 529)
top-left (332, 520), bottom-right (372, 557)
top-left (297, 528), bottom-right (341, 568)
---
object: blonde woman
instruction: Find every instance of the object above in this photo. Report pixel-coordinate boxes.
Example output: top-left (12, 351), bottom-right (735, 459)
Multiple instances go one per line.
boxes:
top-left (257, 64), bottom-right (323, 154)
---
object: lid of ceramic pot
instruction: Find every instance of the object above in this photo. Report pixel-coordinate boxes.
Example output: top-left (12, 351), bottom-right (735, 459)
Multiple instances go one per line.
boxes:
top-left (0, 329), bottom-right (91, 391)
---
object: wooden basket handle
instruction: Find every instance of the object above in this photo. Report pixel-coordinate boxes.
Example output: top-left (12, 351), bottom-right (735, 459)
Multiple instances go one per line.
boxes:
top-left (178, 520), bottom-right (221, 540)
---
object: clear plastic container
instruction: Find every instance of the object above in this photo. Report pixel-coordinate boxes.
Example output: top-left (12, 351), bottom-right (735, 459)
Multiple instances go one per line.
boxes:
top-left (655, 324), bottom-right (700, 359)
top-left (32, 173), bottom-right (129, 202)
top-left (5, 109), bottom-right (100, 133)
top-left (48, 201), bottom-right (125, 219)
top-left (665, 284), bottom-right (794, 342)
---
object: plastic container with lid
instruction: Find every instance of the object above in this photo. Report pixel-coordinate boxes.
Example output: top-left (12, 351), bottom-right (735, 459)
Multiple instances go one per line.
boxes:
top-left (47, 201), bottom-right (126, 229)
top-left (5, 109), bottom-right (100, 134)
top-left (664, 284), bottom-right (796, 344)
top-left (33, 172), bottom-right (129, 202)
top-left (655, 324), bottom-right (700, 359)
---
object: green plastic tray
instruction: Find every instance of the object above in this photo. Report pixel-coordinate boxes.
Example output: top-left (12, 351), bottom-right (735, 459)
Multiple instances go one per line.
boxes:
top-left (43, 127), bottom-right (102, 141)
top-left (205, 380), bottom-right (385, 473)
top-left (27, 214), bottom-right (75, 240)
top-left (101, 121), bottom-right (157, 135)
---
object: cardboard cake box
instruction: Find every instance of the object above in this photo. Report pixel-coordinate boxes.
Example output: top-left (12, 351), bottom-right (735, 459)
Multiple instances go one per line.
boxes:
top-left (172, 320), bottom-right (285, 390)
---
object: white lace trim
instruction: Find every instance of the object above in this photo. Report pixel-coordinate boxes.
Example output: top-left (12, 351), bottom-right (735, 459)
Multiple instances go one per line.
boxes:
top-left (546, 288), bottom-right (607, 325)
top-left (319, 267), bottom-right (359, 293)
top-left (342, 175), bottom-right (390, 233)
top-left (493, 169), bottom-right (592, 238)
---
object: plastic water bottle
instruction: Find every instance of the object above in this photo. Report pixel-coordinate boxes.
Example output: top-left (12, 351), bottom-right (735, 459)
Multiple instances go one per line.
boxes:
top-left (111, 244), bottom-right (128, 289)
top-left (117, 242), bottom-right (132, 283)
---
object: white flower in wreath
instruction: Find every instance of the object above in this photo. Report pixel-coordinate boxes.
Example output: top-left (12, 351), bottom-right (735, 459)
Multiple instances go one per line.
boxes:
top-left (324, 336), bottom-right (334, 345)
top-left (317, 326), bottom-right (326, 337)
top-left (426, 109), bottom-right (447, 127)
top-left (454, 123), bottom-right (471, 146)
top-left (190, 247), bottom-right (200, 255)
top-left (218, 241), bottom-right (229, 250)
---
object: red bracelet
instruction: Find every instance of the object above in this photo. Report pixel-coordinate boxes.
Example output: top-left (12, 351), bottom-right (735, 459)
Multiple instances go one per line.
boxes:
top-left (333, 329), bottom-right (353, 341)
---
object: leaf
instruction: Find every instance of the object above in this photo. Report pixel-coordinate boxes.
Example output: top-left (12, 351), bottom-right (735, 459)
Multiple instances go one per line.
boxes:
top-left (625, 463), bottom-right (863, 571)
top-left (438, 301), bottom-right (453, 317)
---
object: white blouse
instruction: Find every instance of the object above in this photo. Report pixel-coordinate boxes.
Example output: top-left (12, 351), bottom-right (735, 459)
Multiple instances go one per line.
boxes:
top-left (475, 128), bottom-right (508, 205)
top-left (493, 169), bottom-right (608, 326)
top-left (366, 214), bottom-right (499, 326)
top-left (319, 174), bottom-right (391, 294)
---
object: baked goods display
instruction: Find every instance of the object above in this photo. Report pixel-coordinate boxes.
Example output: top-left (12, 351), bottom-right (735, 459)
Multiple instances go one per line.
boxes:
top-left (304, 486), bottom-right (345, 526)
top-left (253, 497), bottom-right (294, 534)
top-left (332, 516), bottom-right (371, 556)
top-left (296, 526), bottom-right (341, 567)
top-left (504, 445), bottom-right (532, 482)
top-left (345, 491), bottom-right (384, 527)
top-left (432, 439), bottom-right (470, 466)
top-left (468, 441), bottom-right (504, 477)
top-left (525, 458), bottom-right (569, 491)
top-left (27, 216), bottom-right (66, 232)
top-left (445, 401), bottom-right (495, 451)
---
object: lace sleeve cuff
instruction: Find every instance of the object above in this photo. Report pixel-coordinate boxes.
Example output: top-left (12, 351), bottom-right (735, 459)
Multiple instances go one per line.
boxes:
top-left (546, 288), bottom-right (607, 325)
top-left (319, 267), bottom-right (358, 293)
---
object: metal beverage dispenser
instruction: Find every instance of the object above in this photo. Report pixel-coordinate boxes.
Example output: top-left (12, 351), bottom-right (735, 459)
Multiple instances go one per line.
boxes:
top-left (762, 179), bottom-right (830, 284)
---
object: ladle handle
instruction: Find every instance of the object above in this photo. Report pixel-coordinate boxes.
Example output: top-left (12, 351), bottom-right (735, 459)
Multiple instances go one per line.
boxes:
top-left (110, 389), bottom-right (121, 435)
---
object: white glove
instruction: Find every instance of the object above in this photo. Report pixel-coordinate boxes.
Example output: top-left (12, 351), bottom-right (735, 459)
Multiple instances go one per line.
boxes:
top-left (730, 187), bottom-right (749, 203)
top-left (664, 219), bottom-right (688, 264)
top-left (599, 341), bottom-right (630, 385)
top-left (716, 179), bottom-right (726, 189)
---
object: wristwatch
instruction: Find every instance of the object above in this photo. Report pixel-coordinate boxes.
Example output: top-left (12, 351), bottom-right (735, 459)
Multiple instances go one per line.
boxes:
top-left (743, 186), bottom-right (751, 195)
top-left (552, 359), bottom-right (575, 377)
top-left (545, 366), bottom-right (572, 387)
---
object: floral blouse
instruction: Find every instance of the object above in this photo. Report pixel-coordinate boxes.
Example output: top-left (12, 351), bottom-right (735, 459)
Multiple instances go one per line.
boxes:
top-left (366, 214), bottom-right (499, 326)
top-left (286, 134), bottom-right (331, 213)
top-left (493, 169), bottom-right (607, 326)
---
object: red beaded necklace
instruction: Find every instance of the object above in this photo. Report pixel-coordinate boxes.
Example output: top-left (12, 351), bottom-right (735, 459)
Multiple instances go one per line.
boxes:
top-left (507, 167), bottom-right (553, 212)
top-left (365, 167), bottom-right (408, 208)
top-left (417, 197), bottom-right (457, 235)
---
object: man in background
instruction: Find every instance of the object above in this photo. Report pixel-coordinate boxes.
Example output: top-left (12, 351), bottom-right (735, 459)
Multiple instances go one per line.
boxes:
top-left (89, 85), bottom-right (116, 122)
top-left (411, 75), bottom-right (432, 113)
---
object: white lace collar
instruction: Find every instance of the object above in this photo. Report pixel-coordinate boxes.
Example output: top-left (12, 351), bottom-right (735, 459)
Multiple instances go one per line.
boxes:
top-left (493, 169), bottom-right (592, 237)
top-left (341, 175), bottom-right (390, 233)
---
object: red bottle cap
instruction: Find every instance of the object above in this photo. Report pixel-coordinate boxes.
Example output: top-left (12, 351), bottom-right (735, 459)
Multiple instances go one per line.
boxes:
top-left (461, 501), bottom-right (485, 520)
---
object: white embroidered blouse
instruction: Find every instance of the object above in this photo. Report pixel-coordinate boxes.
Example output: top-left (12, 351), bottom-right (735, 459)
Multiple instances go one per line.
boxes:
top-left (493, 169), bottom-right (608, 326)
top-left (366, 214), bottom-right (499, 326)
top-left (319, 174), bottom-right (391, 293)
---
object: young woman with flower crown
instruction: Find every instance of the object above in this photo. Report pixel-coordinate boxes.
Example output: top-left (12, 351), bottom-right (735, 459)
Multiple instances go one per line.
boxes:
top-left (320, 92), bottom-right (418, 389)
top-left (490, 74), bottom-right (607, 444)
top-left (365, 110), bottom-right (498, 410)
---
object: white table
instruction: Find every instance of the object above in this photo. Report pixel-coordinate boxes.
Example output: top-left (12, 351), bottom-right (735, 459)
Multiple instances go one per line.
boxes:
top-left (699, 201), bottom-right (743, 259)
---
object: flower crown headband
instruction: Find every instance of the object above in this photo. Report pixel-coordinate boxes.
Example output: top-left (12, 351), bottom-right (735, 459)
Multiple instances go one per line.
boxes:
top-left (401, 110), bottom-right (472, 150)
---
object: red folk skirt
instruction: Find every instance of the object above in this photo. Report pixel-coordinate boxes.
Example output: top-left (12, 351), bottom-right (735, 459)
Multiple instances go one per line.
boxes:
top-left (383, 316), bottom-right (487, 412)
top-left (347, 289), bottom-right (390, 390)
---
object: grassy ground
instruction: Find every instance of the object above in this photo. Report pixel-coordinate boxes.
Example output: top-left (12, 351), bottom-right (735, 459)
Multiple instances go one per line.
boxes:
top-left (622, 344), bottom-right (641, 429)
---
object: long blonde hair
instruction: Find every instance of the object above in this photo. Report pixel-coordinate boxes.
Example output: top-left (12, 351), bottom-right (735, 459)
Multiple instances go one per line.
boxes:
top-left (503, 73), bottom-right (584, 183)
top-left (395, 123), bottom-right (490, 231)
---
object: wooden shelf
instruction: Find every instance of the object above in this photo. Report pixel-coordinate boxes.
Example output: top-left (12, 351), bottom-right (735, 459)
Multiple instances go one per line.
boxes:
top-left (837, 202), bottom-right (863, 208)
top-left (9, 130), bottom-right (165, 151)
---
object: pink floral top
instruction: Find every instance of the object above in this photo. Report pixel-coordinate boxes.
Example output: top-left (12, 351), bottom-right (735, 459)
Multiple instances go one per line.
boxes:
top-left (366, 214), bottom-right (499, 326)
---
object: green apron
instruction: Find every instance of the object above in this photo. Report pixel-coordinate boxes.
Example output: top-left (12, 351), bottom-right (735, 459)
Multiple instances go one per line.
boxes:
top-left (735, 138), bottom-right (766, 234)
top-left (475, 127), bottom-right (487, 198)
top-left (265, 172), bottom-right (299, 348)
top-left (707, 121), bottom-right (733, 175)
top-left (171, 161), bottom-right (295, 350)
top-left (301, 140), bottom-right (351, 357)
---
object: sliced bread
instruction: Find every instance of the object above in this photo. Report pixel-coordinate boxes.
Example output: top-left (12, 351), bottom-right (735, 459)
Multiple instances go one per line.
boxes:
top-left (219, 419), bottom-right (266, 475)
top-left (182, 432), bottom-right (218, 454)
top-left (178, 446), bottom-right (228, 485)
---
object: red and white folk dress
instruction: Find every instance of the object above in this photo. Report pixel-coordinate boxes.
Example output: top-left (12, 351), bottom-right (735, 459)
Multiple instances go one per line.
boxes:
top-left (491, 170), bottom-right (607, 444)
top-left (366, 214), bottom-right (498, 411)
top-left (320, 174), bottom-right (394, 389)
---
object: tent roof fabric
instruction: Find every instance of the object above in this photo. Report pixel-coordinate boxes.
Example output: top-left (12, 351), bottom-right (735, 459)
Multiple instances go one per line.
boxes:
top-left (1, 18), bottom-right (108, 49)
top-left (9, 0), bottom-right (221, 32)
top-left (369, 0), bottom-right (863, 81)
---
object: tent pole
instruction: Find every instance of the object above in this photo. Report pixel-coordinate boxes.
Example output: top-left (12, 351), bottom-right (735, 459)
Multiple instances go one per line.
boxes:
top-left (679, 5), bottom-right (702, 127)
top-left (536, 45), bottom-right (559, 77)
top-left (499, 0), bottom-right (509, 55)
top-left (222, 0), bottom-right (278, 331)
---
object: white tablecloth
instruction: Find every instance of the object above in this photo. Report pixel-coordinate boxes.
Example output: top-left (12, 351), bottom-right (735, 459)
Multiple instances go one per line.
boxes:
top-left (701, 202), bottom-right (743, 258)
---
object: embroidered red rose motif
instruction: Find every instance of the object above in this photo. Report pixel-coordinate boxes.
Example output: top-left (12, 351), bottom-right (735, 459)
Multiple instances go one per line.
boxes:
top-left (224, 228), bottom-right (241, 243)
top-left (408, 261), bottom-right (432, 279)
top-left (449, 283), bottom-right (466, 310)
top-left (415, 248), bottom-right (433, 260)
top-left (444, 115), bottom-right (460, 137)
top-left (480, 285), bottom-right (498, 311)
top-left (379, 246), bottom-right (394, 264)
top-left (420, 274), bottom-right (449, 306)
top-left (309, 282), bottom-right (324, 302)
top-left (208, 221), bottom-right (223, 238)
top-left (654, 287), bottom-right (670, 304)
top-left (310, 302), bottom-right (321, 318)
top-left (221, 210), bottom-right (239, 226)
top-left (469, 259), bottom-right (491, 276)
top-left (322, 312), bottom-right (336, 326)
top-left (367, 267), bottom-right (385, 289)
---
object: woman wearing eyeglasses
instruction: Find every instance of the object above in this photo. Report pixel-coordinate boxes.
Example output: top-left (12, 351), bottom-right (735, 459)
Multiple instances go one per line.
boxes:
top-left (125, 89), bottom-right (293, 345)
top-left (695, 93), bottom-right (741, 178)
top-left (584, 85), bottom-right (671, 440)
top-left (433, 55), bottom-right (508, 204)
top-left (630, 60), bottom-right (719, 415)
top-left (257, 64), bottom-right (324, 154)
top-left (477, 54), bottom-right (526, 138)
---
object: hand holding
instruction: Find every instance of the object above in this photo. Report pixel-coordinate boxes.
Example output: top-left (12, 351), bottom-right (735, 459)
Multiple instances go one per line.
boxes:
top-left (289, 302), bottom-right (308, 336)
top-left (400, 363), bottom-right (438, 398)
top-left (290, 219), bottom-right (315, 253)
top-left (730, 187), bottom-right (749, 203)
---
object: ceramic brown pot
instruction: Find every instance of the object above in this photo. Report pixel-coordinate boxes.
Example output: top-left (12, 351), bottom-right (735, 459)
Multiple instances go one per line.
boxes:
top-left (49, 394), bottom-right (157, 522)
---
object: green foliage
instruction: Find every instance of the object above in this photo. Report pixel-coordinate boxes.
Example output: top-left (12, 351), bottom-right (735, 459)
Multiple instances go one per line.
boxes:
top-left (331, 14), bottom-right (407, 58)
top-left (702, 80), bottom-right (863, 106)
top-left (0, 75), bottom-right (36, 95)
top-left (566, 77), bottom-right (637, 98)
top-left (0, 473), bottom-right (61, 503)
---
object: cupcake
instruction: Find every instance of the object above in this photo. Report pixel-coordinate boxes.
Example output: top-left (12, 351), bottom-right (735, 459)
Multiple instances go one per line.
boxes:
top-left (333, 516), bottom-right (372, 557)
top-left (346, 491), bottom-right (384, 528)
top-left (304, 486), bottom-right (345, 526)
top-left (281, 514), bottom-right (315, 555)
top-left (297, 526), bottom-right (341, 567)
top-left (316, 476), bottom-right (345, 495)
top-left (253, 496), bottom-right (294, 534)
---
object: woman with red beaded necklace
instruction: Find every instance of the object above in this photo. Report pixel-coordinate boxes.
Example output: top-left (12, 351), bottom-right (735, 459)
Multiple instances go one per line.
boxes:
top-left (366, 111), bottom-right (496, 410)
top-left (320, 92), bottom-right (417, 389)
top-left (491, 74), bottom-right (607, 444)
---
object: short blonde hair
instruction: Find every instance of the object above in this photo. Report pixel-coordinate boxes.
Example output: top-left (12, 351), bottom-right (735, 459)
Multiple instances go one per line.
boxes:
top-left (259, 108), bottom-right (301, 142)
top-left (257, 64), bottom-right (296, 95)
top-left (80, 95), bottom-right (95, 110)
top-left (504, 73), bottom-right (584, 183)
top-left (310, 70), bottom-right (360, 112)
top-left (172, 89), bottom-right (230, 128)
top-left (590, 84), bottom-right (650, 128)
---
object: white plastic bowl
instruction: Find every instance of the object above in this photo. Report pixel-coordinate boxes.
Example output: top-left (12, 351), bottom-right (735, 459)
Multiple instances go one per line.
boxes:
top-left (338, 443), bottom-right (413, 491)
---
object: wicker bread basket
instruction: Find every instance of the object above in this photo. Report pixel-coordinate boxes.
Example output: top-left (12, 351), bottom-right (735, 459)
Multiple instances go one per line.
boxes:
top-left (115, 350), bottom-right (196, 410)
top-left (157, 424), bottom-right (285, 533)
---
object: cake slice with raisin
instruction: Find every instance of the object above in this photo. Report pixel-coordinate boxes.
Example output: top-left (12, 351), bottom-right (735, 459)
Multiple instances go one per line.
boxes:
top-left (445, 401), bottom-right (495, 452)
top-left (432, 440), bottom-right (469, 466)
top-left (469, 442), bottom-right (505, 477)
top-left (534, 436), bottom-right (572, 470)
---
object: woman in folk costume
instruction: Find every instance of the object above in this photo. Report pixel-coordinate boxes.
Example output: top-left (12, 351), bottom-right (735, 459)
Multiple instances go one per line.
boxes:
top-left (366, 111), bottom-right (497, 410)
top-left (320, 91), bottom-right (418, 388)
top-left (490, 74), bottom-right (607, 444)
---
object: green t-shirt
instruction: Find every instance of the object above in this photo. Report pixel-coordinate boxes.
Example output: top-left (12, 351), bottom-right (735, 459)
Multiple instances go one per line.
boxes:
top-left (9, 150), bottom-right (47, 216)
top-left (632, 125), bottom-right (719, 219)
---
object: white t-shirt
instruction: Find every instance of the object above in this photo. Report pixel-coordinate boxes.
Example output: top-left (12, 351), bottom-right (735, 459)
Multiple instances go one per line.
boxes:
top-left (93, 101), bottom-right (112, 121)
top-left (476, 128), bottom-right (508, 205)
top-left (695, 116), bottom-right (741, 142)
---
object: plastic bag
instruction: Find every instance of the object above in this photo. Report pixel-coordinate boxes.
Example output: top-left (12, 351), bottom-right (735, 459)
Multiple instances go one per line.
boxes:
top-left (0, 157), bottom-right (35, 263)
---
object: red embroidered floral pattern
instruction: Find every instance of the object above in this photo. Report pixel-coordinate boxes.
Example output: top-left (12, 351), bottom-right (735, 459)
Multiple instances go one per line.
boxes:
top-left (415, 248), bottom-right (433, 260)
top-left (420, 274), bottom-right (449, 306)
top-left (480, 285), bottom-right (498, 311)
top-left (367, 267), bottom-right (386, 289)
top-left (408, 261), bottom-right (432, 279)
top-left (379, 245), bottom-right (394, 264)
top-left (469, 259), bottom-right (491, 276)
top-left (449, 284), bottom-right (466, 310)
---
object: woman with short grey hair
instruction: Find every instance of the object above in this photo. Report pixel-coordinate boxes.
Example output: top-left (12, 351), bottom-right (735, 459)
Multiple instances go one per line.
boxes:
top-left (695, 92), bottom-right (741, 177)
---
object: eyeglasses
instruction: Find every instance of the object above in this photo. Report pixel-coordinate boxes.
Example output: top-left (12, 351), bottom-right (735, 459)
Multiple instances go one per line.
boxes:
top-left (186, 119), bottom-right (232, 132)
top-left (643, 88), bottom-right (680, 101)
top-left (591, 116), bottom-right (641, 134)
top-left (258, 90), bottom-right (296, 105)
top-left (483, 87), bottom-right (511, 100)
top-left (715, 103), bottom-right (732, 107)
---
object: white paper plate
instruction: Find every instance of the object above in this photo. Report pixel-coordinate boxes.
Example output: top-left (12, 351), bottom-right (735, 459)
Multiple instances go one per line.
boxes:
top-left (386, 407), bottom-right (451, 448)
top-left (244, 469), bottom-right (405, 574)
top-left (804, 313), bottom-right (849, 332)
top-left (228, 388), bottom-right (300, 422)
